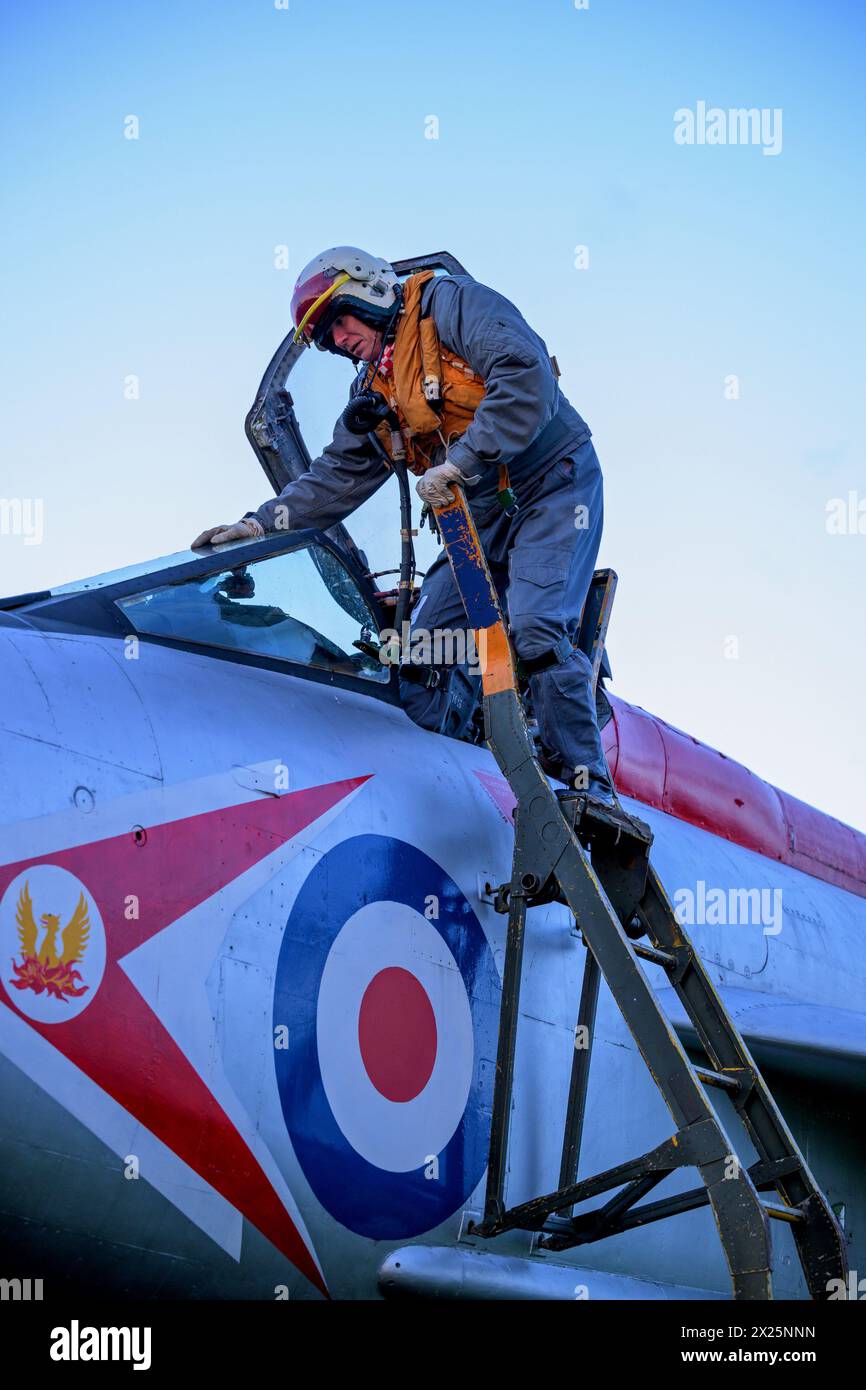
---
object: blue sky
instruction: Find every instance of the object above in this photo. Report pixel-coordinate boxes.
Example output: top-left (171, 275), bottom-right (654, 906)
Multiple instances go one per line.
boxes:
top-left (2, 0), bottom-right (864, 828)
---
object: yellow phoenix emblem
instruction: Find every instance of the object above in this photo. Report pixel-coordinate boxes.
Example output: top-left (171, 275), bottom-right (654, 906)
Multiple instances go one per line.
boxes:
top-left (10, 880), bottom-right (91, 1001)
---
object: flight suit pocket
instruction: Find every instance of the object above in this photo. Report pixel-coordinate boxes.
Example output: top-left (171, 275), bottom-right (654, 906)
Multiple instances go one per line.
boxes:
top-left (509, 555), bottom-right (569, 589)
top-left (506, 553), bottom-right (570, 646)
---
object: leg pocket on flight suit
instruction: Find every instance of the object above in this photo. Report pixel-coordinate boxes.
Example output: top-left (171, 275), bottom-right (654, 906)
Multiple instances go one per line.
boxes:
top-left (506, 552), bottom-right (570, 652)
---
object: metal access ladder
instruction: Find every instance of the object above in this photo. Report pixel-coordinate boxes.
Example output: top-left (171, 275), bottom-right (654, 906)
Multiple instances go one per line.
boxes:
top-left (431, 484), bottom-right (847, 1301)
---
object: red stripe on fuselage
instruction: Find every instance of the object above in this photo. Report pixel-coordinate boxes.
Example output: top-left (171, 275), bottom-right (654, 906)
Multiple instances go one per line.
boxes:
top-left (603, 697), bottom-right (866, 899)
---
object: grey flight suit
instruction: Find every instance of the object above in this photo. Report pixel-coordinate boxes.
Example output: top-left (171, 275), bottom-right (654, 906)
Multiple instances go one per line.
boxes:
top-left (244, 274), bottom-right (612, 793)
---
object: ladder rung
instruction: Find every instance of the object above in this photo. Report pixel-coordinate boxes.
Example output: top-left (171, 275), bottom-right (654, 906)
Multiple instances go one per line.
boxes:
top-left (694, 1065), bottom-right (741, 1094)
top-left (761, 1199), bottom-right (805, 1224)
top-left (632, 941), bottom-right (676, 969)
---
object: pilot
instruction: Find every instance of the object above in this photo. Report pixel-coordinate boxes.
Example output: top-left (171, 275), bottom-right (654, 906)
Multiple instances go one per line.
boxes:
top-left (192, 246), bottom-right (615, 805)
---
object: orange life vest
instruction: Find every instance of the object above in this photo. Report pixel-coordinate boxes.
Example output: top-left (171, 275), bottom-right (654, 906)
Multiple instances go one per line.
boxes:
top-left (367, 270), bottom-right (488, 478)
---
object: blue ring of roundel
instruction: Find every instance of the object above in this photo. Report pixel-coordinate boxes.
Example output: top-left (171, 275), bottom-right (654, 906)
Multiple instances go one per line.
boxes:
top-left (273, 834), bottom-right (499, 1238)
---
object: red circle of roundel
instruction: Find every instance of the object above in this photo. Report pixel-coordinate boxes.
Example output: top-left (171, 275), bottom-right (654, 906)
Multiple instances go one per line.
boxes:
top-left (358, 966), bottom-right (437, 1103)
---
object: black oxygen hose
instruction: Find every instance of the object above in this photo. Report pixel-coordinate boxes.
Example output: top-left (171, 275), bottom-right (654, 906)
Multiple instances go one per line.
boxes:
top-left (365, 429), bottom-right (415, 636)
top-left (336, 289), bottom-right (416, 644)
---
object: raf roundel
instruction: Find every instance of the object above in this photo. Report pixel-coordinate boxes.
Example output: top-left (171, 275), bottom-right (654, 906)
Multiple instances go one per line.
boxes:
top-left (273, 835), bottom-right (499, 1238)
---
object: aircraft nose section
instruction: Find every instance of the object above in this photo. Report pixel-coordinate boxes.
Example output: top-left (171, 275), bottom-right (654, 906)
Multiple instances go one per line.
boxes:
top-left (0, 625), bottom-right (163, 830)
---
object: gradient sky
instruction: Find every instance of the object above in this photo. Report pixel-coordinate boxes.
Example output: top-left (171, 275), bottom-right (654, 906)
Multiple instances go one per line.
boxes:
top-left (2, 0), bottom-right (864, 828)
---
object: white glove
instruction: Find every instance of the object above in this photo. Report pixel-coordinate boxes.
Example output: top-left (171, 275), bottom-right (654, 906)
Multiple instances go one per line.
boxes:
top-left (415, 461), bottom-right (466, 509)
top-left (191, 517), bottom-right (265, 548)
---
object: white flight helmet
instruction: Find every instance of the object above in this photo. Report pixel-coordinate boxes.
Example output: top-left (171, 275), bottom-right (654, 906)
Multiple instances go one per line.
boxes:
top-left (290, 246), bottom-right (401, 358)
